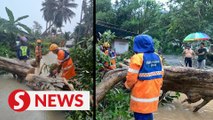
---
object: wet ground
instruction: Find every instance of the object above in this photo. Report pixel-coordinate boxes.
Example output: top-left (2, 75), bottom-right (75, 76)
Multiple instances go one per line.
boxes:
top-left (154, 55), bottom-right (213, 120)
top-left (155, 93), bottom-right (213, 120)
top-left (1, 54), bottom-right (213, 120)
top-left (0, 52), bottom-right (65, 120)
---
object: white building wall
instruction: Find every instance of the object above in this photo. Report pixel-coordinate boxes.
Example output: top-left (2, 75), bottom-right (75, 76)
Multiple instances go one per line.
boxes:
top-left (113, 40), bottom-right (129, 54)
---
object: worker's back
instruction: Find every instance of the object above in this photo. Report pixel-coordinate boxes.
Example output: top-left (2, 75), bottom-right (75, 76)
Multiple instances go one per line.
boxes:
top-left (57, 49), bottom-right (76, 79)
top-left (17, 42), bottom-right (29, 60)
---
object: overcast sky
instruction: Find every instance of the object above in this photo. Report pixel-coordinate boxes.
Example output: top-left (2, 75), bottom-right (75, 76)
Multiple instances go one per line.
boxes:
top-left (111, 0), bottom-right (169, 4)
top-left (0, 0), bottom-right (83, 33)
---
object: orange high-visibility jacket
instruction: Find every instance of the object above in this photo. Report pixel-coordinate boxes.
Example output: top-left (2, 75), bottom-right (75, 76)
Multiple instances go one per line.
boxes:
top-left (104, 50), bottom-right (116, 69)
top-left (35, 45), bottom-right (42, 58)
top-left (125, 53), bottom-right (164, 114)
top-left (57, 49), bottom-right (76, 80)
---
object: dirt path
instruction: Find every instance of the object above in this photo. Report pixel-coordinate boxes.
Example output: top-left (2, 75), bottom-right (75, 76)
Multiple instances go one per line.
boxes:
top-left (0, 52), bottom-right (65, 120)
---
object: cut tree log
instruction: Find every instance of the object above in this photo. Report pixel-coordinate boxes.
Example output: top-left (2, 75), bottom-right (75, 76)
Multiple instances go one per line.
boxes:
top-left (25, 74), bottom-right (67, 91)
top-left (0, 56), bottom-right (94, 105)
top-left (0, 57), bottom-right (34, 78)
top-left (96, 66), bottom-right (213, 112)
top-left (96, 68), bottom-right (128, 104)
top-left (0, 57), bottom-right (67, 90)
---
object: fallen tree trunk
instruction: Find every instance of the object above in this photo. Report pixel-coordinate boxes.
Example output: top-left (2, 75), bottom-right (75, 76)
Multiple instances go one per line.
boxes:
top-left (96, 66), bottom-right (213, 112)
top-left (96, 68), bottom-right (128, 103)
top-left (0, 57), bottom-right (94, 106)
top-left (0, 57), bottom-right (33, 78)
top-left (25, 74), bottom-right (67, 90)
top-left (0, 57), bottom-right (66, 90)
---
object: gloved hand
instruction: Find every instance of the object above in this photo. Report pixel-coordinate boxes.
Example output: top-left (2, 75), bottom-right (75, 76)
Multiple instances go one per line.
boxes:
top-left (124, 88), bottom-right (131, 93)
top-left (122, 82), bottom-right (131, 93)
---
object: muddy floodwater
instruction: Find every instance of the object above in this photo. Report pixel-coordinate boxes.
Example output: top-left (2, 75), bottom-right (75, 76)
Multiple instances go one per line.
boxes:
top-left (153, 55), bottom-right (213, 120)
top-left (0, 52), bottom-right (65, 120)
top-left (155, 94), bottom-right (213, 120)
top-left (0, 74), bottom-right (65, 120)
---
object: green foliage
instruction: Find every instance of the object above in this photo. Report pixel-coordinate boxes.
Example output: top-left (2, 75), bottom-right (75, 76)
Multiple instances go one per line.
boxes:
top-left (0, 43), bottom-right (15, 58)
top-left (160, 92), bottom-right (181, 106)
top-left (41, 35), bottom-right (65, 44)
top-left (96, 45), bottom-right (111, 83)
top-left (41, 0), bottom-right (77, 29)
top-left (96, 0), bottom-right (213, 54)
top-left (66, 37), bottom-right (93, 119)
top-left (5, 7), bottom-right (14, 22)
top-left (96, 0), bottom-right (112, 13)
top-left (28, 41), bottom-right (50, 58)
top-left (97, 88), bottom-right (132, 120)
top-left (73, 0), bottom-right (93, 40)
top-left (154, 38), bottom-right (160, 52)
top-left (64, 32), bottom-right (71, 41)
top-left (0, 31), bottom-right (17, 58)
top-left (96, 31), bottom-right (116, 83)
top-left (65, 111), bottom-right (93, 120)
top-left (97, 30), bottom-right (116, 45)
top-left (96, 30), bottom-right (132, 119)
top-left (0, 7), bottom-right (31, 34)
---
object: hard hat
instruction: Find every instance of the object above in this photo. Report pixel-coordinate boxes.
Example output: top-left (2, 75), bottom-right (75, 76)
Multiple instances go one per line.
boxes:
top-left (49, 44), bottom-right (58, 51)
top-left (103, 42), bottom-right (110, 48)
top-left (36, 39), bottom-right (42, 43)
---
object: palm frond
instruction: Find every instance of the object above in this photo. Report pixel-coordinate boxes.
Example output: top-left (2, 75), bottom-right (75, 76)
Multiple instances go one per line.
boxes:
top-left (5, 7), bottom-right (14, 22)
top-left (15, 15), bottom-right (29, 23)
top-left (16, 23), bottom-right (32, 34)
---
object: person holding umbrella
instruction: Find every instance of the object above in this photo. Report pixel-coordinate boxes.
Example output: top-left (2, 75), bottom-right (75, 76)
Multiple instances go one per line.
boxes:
top-left (196, 42), bottom-right (207, 69)
top-left (182, 45), bottom-right (195, 67)
top-left (183, 32), bottom-right (211, 69)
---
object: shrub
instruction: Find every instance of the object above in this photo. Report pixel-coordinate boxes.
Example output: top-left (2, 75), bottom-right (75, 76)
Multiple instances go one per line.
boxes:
top-left (66, 37), bottom-right (93, 119)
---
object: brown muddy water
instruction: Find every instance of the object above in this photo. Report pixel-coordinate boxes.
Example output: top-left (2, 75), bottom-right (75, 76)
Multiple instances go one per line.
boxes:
top-left (153, 55), bottom-right (213, 120)
top-left (0, 74), bottom-right (65, 120)
top-left (0, 52), bottom-right (65, 120)
top-left (155, 93), bottom-right (213, 120)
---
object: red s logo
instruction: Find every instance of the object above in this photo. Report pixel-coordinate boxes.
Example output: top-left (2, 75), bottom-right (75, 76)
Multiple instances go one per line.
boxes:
top-left (8, 89), bottom-right (30, 112)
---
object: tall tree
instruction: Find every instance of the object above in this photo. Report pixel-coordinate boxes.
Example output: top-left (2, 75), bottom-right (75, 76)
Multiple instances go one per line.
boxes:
top-left (53, 0), bottom-right (77, 29)
top-left (96, 0), bottom-right (116, 23)
top-left (73, 0), bottom-right (93, 39)
top-left (41, 0), bottom-right (77, 34)
top-left (31, 21), bottom-right (43, 39)
top-left (41, 0), bottom-right (58, 30)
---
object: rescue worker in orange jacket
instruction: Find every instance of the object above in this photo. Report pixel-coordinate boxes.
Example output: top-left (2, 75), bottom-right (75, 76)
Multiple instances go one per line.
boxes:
top-left (102, 42), bottom-right (116, 70)
top-left (49, 43), bottom-right (76, 90)
top-left (125, 34), bottom-right (164, 120)
top-left (35, 39), bottom-right (42, 67)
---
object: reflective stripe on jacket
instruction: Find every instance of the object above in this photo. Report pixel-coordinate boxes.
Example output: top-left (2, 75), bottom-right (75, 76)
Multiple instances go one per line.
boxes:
top-left (57, 49), bottom-right (76, 80)
top-left (138, 53), bottom-right (163, 80)
top-left (125, 53), bottom-right (164, 114)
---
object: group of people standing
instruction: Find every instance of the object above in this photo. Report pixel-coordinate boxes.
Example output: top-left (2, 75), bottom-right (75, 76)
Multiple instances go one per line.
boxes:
top-left (16, 35), bottom-right (76, 90)
top-left (182, 42), bottom-right (207, 69)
